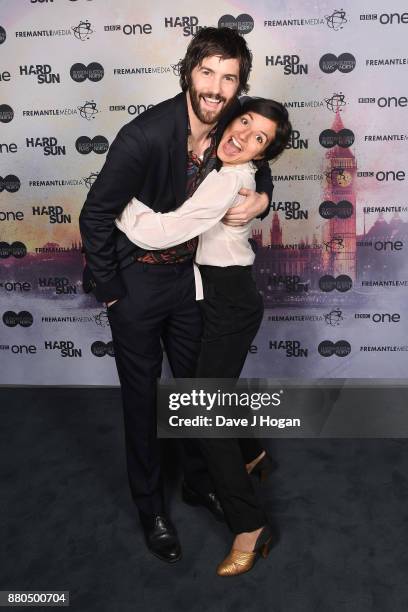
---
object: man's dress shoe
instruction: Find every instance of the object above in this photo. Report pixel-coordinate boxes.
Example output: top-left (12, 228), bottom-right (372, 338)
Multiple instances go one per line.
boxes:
top-left (139, 513), bottom-right (182, 563)
top-left (181, 481), bottom-right (225, 522)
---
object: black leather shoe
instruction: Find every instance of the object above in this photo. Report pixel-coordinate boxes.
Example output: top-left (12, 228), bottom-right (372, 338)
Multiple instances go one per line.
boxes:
top-left (139, 513), bottom-right (182, 563)
top-left (181, 481), bottom-right (225, 522)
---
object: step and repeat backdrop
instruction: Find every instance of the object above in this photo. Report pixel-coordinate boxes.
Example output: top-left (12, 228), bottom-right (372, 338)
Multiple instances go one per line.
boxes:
top-left (1, 0), bottom-right (407, 384)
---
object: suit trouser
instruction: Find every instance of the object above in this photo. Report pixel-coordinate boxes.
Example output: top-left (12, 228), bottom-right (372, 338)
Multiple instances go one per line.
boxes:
top-left (195, 265), bottom-right (267, 534)
top-left (107, 259), bottom-right (212, 515)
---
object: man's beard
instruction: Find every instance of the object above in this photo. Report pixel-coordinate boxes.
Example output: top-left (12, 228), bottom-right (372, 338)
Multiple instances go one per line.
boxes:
top-left (188, 82), bottom-right (235, 125)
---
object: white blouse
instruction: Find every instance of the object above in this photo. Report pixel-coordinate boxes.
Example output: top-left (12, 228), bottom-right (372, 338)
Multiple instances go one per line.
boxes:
top-left (115, 162), bottom-right (257, 299)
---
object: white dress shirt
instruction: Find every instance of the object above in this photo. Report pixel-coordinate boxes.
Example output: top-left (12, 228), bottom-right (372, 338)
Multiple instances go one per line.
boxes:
top-left (115, 162), bottom-right (257, 299)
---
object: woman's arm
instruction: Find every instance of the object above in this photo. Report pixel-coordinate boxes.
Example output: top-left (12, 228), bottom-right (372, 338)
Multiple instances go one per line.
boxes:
top-left (115, 169), bottom-right (242, 250)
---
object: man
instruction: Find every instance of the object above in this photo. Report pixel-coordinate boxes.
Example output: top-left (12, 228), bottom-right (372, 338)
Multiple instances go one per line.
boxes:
top-left (79, 27), bottom-right (273, 563)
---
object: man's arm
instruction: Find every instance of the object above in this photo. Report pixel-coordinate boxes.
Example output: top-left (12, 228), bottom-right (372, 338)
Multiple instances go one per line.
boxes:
top-left (116, 171), bottom-right (242, 250)
top-left (79, 123), bottom-right (149, 303)
top-left (222, 161), bottom-right (273, 226)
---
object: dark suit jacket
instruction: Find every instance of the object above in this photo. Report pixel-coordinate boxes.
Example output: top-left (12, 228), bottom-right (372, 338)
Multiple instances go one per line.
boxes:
top-left (79, 92), bottom-right (273, 303)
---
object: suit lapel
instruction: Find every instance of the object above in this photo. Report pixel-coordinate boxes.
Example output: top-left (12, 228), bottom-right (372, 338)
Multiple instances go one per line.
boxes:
top-left (170, 93), bottom-right (188, 207)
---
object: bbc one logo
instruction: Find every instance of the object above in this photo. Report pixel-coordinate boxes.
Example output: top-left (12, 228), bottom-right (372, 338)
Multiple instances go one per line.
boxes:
top-left (218, 14), bottom-right (254, 35)
top-left (70, 62), bottom-right (104, 82)
top-left (0, 104), bottom-right (14, 123)
top-left (319, 53), bottom-right (356, 73)
top-left (75, 136), bottom-right (109, 154)
top-left (104, 22), bottom-right (152, 35)
top-left (360, 12), bottom-right (408, 25)
top-left (2, 311), bottom-right (33, 328)
top-left (20, 65), bottom-right (60, 84)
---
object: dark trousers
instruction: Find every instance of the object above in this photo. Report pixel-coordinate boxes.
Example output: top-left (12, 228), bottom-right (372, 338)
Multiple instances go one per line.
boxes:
top-left (196, 265), bottom-right (267, 534)
top-left (107, 260), bottom-right (212, 515)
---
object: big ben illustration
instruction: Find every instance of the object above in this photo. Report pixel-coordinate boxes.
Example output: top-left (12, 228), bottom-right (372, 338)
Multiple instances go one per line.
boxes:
top-left (322, 110), bottom-right (357, 281)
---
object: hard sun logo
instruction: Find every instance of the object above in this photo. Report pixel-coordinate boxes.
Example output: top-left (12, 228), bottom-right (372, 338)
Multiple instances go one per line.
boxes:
top-left (38, 277), bottom-right (77, 294)
top-left (32, 206), bottom-right (71, 224)
top-left (270, 275), bottom-right (309, 293)
top-left (265, 55), bottom-right (308, 75)
top-left (26, 137), bottom-right (66, 156)
top-left (44, 340), bottom-right (82, 357)
top-left (271, 201), bottom-right (308, 220)
top-left (19, 64), bottom-right (60, 84)
top-left (269, 340), bottom-right (308, 357)
top-left (164, 16), bottom-right (202, 36)
top-left (285, 130), bottom-right (308, 149)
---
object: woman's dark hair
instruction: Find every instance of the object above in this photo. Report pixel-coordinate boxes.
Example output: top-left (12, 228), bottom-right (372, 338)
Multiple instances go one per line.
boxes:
top-left (238, 97), bottom-right (292, 163)
top-left (179, 27), bottom-right (252, 95)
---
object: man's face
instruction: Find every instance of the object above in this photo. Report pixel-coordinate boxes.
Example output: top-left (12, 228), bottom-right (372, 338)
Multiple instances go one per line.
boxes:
top-left (188, 55), bottom-right (240, 125)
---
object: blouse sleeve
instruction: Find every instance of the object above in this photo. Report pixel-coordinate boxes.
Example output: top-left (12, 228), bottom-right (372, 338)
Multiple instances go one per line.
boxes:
top-left (115, 169), bottom-right (242, 250)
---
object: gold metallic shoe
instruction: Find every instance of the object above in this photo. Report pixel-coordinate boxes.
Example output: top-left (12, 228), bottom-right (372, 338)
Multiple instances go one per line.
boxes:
top-left (216, 526), bottom-right (273, 577)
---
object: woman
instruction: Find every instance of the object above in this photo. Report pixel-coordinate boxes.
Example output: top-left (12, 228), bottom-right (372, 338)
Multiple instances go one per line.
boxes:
top-left (116, 98), bottom-right (292, 575)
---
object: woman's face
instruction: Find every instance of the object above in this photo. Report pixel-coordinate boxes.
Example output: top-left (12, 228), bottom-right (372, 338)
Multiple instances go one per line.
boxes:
top-left (217, 112), bottom-right (277, 165)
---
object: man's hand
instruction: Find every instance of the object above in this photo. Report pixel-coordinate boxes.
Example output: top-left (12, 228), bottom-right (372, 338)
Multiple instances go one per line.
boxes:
top-left (222, 189), bottom-right (269, 226)
top-left (106, 299), bottom-right (119, 308)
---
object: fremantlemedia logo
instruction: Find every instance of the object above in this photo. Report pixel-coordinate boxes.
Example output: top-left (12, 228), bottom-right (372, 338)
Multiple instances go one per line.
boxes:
top-left (319, 129), bottom-right (355, 148)
top-left (319, 275), bottom-right (352, 292)
top-left (83, 171), bottom-right (99, 189)
top-left (318, 340), bottom-right (351, 357)
top-left (324, 92), bottom-right (347, 113)
top-left (319, 200), bottom-right (353, 219)
top-left (72, 20), bottom-right (94, 40)
top-left (0, 26), bottom-right (6, 44)
top-left (0, 104), bottom-right (14, 123)
top-left (78, 100), bottom-right (99, 120)
top-left (0, 242), bottom-right (27, 258)
top-left (70, 62), bottom-right (104, 82)
top-left (218, 14), bottom-right (254, 35)
top-left (319, 53), bottom-right (356, 73)
top-left (323, 308), bottom-right (345, 326)
top-left (0, 175), bottom-right (21, 192)
top-left (75, 136), bottom-right (109, 154)
top-left (2, 311), bottom-right (33, 328)
top-left (91, 340), bottom-right (114, 357)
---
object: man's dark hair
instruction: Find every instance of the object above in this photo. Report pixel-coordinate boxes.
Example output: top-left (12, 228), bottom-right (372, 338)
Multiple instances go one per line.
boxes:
top-left (179, 27), bottom-right (252, 95)
top-left (239, 97), bottom-right (292, 162)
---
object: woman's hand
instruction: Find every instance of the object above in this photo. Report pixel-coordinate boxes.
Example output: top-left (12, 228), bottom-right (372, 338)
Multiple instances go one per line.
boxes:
top-left (222, 189), bottom-right (269, 226)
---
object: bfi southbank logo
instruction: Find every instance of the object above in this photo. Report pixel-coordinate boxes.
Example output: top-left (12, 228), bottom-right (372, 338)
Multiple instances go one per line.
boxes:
top-left (265, 55), bottom-right (308, 75)
top-left (26, 137), bottom-right (66, 156)
top-left (32, 206), bottom-right (71, 224)
top-left (20, 64), bottom-right (60, 84)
